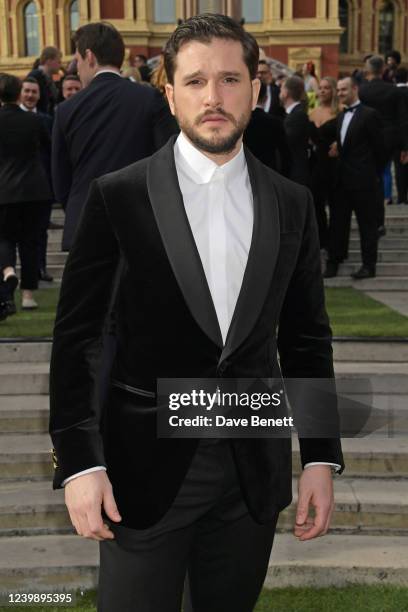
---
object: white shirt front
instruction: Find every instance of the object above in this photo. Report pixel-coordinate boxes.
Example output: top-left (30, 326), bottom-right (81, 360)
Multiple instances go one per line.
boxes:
top-left (285, 101), bottom-right (301, 115)
top-left (174, 132), bottom-right (253, 343)
top-left (19, 103), bottom-right (37, 113)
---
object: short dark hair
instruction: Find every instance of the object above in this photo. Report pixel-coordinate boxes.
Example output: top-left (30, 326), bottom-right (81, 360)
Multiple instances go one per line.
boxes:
top-left (22, 76), bottom-right (39, 87)
top-left (0, 73), bottom-right (22, 103)
top-left (395, 66), bottom-right (408, 84)
top-left (62, 74), bottom-right (81, 84)
top-left (386, 50), bottom-right (401, 65)
top-left (366, 55), bottom-right (384, 76)
top-left (135, 54), bottom-right (147, 63)
top-left (39, 46), bottom-right (61, 64)
top-left (283, 75), bottom-right (305, 102)
top-left (163, 13), bottom-right (259, 85)
top-left (73, 22), bottom-right (125, 69)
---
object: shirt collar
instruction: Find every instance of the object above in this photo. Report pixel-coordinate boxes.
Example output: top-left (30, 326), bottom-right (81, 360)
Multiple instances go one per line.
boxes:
top-left (94, 69), bottom-right (121, 79)
top-left (285, 101), bottom-right (301, 114)
top-left (20, 103), bottom-right (37, 112)
top-left (175, 131), bottom-right (246, 185)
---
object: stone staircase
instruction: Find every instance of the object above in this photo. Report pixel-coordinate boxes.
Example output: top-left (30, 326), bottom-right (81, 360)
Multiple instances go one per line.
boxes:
top-left (0, 340), bottom-right (407, 593)
top-left (325, 205), bottom-right (408, 290)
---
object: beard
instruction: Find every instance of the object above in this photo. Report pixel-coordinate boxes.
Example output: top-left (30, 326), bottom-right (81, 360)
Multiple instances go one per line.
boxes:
top-left (174, 103), bottom-right (252, 155)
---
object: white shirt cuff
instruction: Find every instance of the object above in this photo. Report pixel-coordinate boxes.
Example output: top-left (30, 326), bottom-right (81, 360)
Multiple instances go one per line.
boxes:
top-left (61, 466), bottom-right (107, 486)
top-left (304, 462), bottom-right (342, 473)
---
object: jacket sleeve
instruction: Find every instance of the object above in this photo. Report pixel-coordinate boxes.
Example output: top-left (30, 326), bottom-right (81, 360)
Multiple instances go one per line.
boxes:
top-left (277, 189), bottom-right (345, 472)
top-left (51, 106), bottom-right (72, 209)
top-left (49, 179), bottom-right (120, 488)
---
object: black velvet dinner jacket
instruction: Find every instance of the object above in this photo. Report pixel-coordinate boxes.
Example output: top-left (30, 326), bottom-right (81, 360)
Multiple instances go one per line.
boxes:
top-left (49, 136), bottom-right (344, 529)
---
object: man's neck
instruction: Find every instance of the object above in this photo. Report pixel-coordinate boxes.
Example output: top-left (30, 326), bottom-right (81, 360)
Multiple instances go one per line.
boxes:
top-left (182, 131), bottom-right (243, 167)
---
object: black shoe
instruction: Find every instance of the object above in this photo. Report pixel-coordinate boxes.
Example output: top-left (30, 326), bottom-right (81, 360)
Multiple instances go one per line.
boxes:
top-left (386, 198), bottom-right (393, 206)
top-left (48, 221), bottom-right (64, 230)
top-left (1, 274), bottom-right (18, 317)
top-left (378, 226), bottom-right (387, 237)
top-left (351, 266), bottom-right (376, 280)
top-left (0, 302), bottom-right (8, 322)
top-left (39, 268), bottom-right (54, 282)
top-left (324, 262), bottom-right (339, 278)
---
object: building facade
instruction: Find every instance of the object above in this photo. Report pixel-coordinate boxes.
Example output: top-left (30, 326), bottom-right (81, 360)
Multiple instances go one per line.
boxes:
top-left (0, 1), bottom-right (407, 78)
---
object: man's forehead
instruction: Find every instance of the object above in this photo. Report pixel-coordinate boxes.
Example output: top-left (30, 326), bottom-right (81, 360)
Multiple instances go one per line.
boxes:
top-left (176, 38), bottom-right (245, 68)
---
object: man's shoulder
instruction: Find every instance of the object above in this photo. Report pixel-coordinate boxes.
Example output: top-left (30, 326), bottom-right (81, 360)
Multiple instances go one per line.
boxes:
top-left (97, 155), bottom-right (151, 192)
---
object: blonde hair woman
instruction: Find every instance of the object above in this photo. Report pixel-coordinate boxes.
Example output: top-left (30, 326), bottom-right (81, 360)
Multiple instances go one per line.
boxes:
top-left (309, 76), bottom-right (339, 127)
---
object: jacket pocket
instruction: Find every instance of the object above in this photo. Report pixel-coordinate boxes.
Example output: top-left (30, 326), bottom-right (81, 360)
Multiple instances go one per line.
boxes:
top-left (110, 379), bottom-right (156, 399)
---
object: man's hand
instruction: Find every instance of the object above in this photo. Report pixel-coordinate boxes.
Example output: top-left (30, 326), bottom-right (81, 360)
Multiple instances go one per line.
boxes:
top-left (65, 470), bottom-right (122, 540)
top-left (328, 142), bottom-right (338, 158)
top-left (400, 150), bottom-right (408, 165)
top-left (294, 465), bottom-right (334, 541)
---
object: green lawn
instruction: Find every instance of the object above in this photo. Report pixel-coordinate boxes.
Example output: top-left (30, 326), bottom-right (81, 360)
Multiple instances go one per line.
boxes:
top-left (1, 287), bottom-right (408, 339)
top-left (1, 586), bottom-right (407, 612)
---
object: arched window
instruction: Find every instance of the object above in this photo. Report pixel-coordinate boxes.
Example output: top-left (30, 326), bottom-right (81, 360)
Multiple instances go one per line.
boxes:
top-left (339, 0), bottom-right (349, 54)
top-left (379, 1), bottom-right (395, 54)
top-left (70, 0), bottom-right (80, 53)
top-left (24, 1), bottom-right (39, 57)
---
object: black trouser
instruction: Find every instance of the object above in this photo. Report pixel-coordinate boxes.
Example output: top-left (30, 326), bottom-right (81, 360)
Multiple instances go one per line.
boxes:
top-left (0, 201), bottom-right (49, 290)
top-left (38, 200), bottom-right (53, 270)
top-left (394, 152), bottom-right (408, 203)
top-left (98, 439), bottom-right (278, 612)
top-left (328, 188), bottom-right (378, 270)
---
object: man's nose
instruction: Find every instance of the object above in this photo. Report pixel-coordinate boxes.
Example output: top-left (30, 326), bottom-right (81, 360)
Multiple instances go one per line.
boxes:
top-left (204, 81), bottom-right (222, 107)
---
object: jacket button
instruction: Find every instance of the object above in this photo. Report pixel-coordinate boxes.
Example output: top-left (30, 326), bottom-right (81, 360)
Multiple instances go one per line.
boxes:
top-left (218, 362), bottom-right (228, 376)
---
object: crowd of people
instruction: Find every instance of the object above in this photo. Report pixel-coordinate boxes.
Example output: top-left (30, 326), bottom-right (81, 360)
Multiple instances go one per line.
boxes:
top-left (0, 20), bottom-right (407, 322)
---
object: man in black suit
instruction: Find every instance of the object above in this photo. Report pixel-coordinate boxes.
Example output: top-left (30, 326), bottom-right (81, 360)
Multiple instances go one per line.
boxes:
top-left (256, 59), bottom-right (284, 118)
top-left (27, 46), bottom-right (61, 116)
top-left (50, 15), bottom-right (343, 612)
top-left (394, 67), bottom-right (408, 204)
top-left (244, 82), bottom-right (291, 176)
top-left (20, 76), bottom-right (55, 283)
top-left (325, 77), bottom-right (384, 280)
top-left (280, 76), bottom-right (312, 187)
top-left (0, 74), bottom-right (52, 316)
top-left (52, 22), bottom-right (177, 251)
top-left (359, 55), bottom-right (407, 231)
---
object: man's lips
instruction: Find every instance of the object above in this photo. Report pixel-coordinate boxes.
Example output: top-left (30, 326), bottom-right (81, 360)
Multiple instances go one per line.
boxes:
top-left (201, 115), bottom-right (228, 123)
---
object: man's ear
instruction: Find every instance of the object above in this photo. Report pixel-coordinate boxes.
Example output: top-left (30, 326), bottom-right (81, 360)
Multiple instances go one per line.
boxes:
top-left (251, 78), bottom-right (261, 110)
top-left (165, 83), bottom-right (176, 116)
top-left (85, 49), bottom-right (97, 68)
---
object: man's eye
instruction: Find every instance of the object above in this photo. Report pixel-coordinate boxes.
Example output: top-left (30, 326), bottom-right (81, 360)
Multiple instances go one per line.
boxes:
top-left (188, 80), bottom-right (202, 85)
top-left (224, 77), bottom-right (238, 83)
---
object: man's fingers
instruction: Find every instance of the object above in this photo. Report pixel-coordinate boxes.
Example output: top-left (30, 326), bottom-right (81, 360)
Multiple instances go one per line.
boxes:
top-left (85, 509), bottom-right (114, 540)
top-left (102, 487), bottom-right (122, 523)
top-left (297, 504), bottom-right (332, 541)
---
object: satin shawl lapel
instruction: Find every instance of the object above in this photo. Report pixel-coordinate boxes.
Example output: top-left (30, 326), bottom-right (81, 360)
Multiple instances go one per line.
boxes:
top-left (219, 148), bottom-right (281, 365)
top-left (147, 137), bottom-right (223, 349)
top-left (341, 106), bottom-right (361, 151)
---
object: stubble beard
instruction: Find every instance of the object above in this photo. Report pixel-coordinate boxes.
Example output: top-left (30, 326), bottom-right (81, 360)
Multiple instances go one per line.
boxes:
top-left (175, 103), bottom-right (253, 155)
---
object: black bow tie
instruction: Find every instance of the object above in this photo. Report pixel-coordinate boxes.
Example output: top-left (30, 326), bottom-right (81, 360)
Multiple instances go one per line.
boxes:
top-left (344, 105), bottom-right (359, 113)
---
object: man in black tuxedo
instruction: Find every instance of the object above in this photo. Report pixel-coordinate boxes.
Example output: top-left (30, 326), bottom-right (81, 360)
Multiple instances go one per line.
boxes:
top-left (280, 76), bottom-right (312, 187)
top-left (325, 77), bottom-right (384, 280)
top-left (52, 22), bottom-right (177, 251)
top-left (359, 55), bottom-right (407, 230)
top-left (256, 60), bottom-right (284, 118)
top-left (20, 76), bottom-right (55, 283)
top-left (0, 74), bottom-right (52, 316)
top-left (27, 46), bottom-right (61, 116)
top-left (50, 15), bottom-right (343, 612)
top-left (243, 82), bottom-right (291, 176)
top-left (394, 67), bottom-right (408, 204)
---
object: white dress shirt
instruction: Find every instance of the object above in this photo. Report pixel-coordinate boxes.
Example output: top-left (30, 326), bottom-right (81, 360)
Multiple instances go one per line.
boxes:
top-left (285, 101), bottom-right (301, 115)
top-left (61, 131), bottom-right (340, 484)
top-left (20, 103), bottom-right (37, 112)
top-left (340, 100), bottom-right (361, 145)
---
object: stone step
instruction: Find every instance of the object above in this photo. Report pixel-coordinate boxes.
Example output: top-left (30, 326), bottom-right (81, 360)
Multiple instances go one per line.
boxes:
top-left (384, 204), bottom-right (408, 214)
top-left (0, 363), bottom-right (49, 395)
top-left (0, 342), bottom-right (51, 363)
top-left (266, 533), bottom-right (408, 587)
top-left (333, 340), bottom-right (408, 362)
top-left (1, 435), bottom-right (407, 481)
top-left (17, 252), bottom-right (67, 266)
top-left (0, 477), bottom-right (406, 537)
top-left (352, 216), bottom-right (408, 227)
top-left (347, 250), bottom-right (408, 263)
top-left (336, 262), bottom-right (408, 277)
top-left (0, 534), bottom-right (98, 594)
top-left (0, 532), bottom-right (406, 593)
top-left (0, 396), bottom-right (49, 433)
top-left (350, 237), bottom-right (408, 249)
top-left (324, 276), bottom-right (408, 290)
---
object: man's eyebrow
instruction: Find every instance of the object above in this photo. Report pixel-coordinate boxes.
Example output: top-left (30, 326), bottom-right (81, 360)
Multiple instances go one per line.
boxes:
top-left (182, 70), bottom-right (243, 81)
